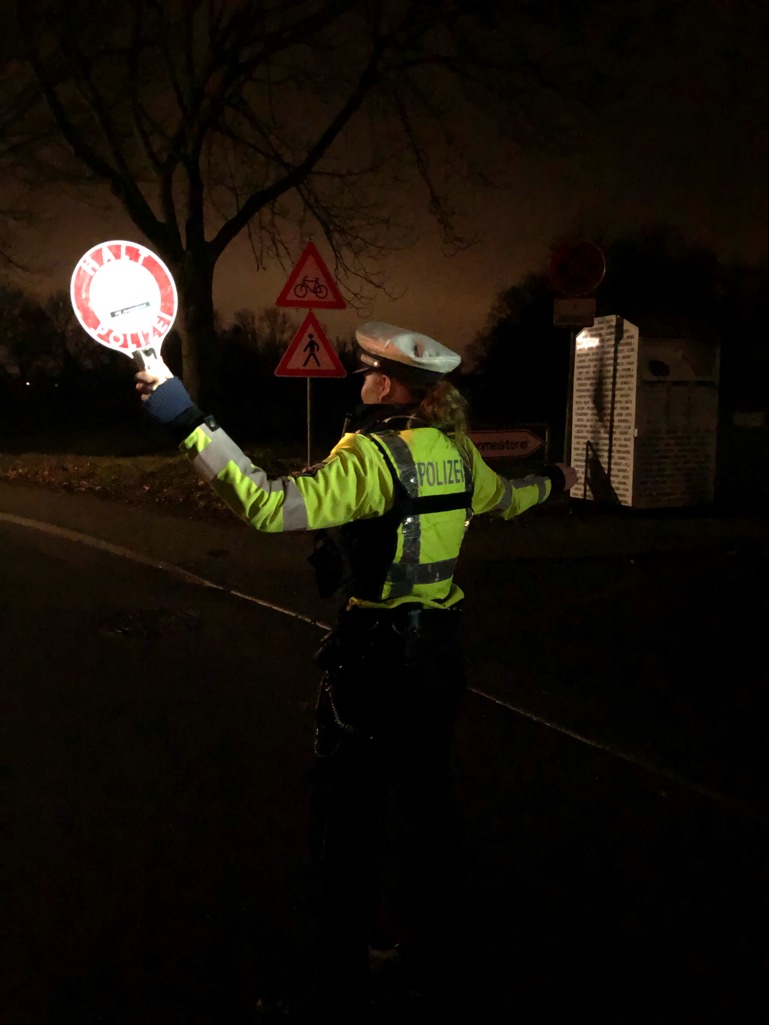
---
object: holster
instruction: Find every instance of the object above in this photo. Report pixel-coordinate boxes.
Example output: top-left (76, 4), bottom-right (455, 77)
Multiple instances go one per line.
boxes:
top-left (312, 617), bottom-right (399, 752)
top-left (312, 628), bottom-right (347, 672)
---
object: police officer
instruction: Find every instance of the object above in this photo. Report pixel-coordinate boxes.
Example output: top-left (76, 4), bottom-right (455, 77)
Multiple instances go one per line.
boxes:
top-left (134, 321), bottom-right (577, 1021)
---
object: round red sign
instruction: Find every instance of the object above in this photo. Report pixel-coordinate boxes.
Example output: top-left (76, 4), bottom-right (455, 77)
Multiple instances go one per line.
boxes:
top-left (548, 241), bottom-right (606, 297)
top-left (70, 240), bottom-right (178, 356)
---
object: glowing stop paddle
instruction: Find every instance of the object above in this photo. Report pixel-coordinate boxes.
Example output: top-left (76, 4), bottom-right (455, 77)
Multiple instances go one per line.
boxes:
top-left (70, 240), bottom-right (178, 372)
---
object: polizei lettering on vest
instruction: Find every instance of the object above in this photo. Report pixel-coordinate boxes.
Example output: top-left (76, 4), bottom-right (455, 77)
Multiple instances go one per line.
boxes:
top-left (416, 459), bottom-right (465, 488)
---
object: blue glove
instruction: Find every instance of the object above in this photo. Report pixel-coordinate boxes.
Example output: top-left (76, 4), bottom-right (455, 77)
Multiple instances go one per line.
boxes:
top-left (143, 377), bottom-right (196, 424)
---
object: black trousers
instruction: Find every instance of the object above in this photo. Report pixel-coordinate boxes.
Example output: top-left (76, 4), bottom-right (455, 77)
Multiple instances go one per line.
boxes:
top-left (310, 606), bottom-right (467, 1020)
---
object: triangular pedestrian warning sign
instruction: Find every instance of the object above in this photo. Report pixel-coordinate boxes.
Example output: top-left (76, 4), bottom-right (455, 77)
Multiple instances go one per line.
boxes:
top-left (274, 312), bottom-right (347, 378)
top-left (275, 242), bottom-right (346, 309)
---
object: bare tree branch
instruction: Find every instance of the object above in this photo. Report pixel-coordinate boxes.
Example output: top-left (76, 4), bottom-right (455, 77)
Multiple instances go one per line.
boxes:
top-left (9, 0), bottom-right (650, 396)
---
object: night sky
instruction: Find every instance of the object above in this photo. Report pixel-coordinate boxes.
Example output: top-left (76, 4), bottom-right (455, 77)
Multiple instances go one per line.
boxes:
top-left (8, 0), bottom-right (767, 355)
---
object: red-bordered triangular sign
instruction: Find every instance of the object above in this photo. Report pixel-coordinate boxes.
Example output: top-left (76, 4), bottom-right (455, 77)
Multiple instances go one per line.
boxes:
top-left (275, 242), bottom-right (346, 309)
top-left (274, 312), bottom-right (347, 378)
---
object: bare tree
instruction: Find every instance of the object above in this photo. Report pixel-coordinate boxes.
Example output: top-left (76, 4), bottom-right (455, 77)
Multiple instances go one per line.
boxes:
top-left (14, 0), bottom-right (640, 397)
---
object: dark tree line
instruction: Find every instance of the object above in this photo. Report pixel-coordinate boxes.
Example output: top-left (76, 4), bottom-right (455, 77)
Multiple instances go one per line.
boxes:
top-left (0, 285), bottom-right (361, 444)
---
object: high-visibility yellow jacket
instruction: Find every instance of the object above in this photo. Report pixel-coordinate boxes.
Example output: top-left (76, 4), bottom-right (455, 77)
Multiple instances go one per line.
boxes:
top-left (181, 410), bottom-right (554, 610)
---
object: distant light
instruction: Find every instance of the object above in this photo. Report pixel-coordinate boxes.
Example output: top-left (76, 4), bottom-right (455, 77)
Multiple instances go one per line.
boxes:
top-left (25, 381), bottom-right (31, 386)
top-left (577, 334), bottom-right (601, 350)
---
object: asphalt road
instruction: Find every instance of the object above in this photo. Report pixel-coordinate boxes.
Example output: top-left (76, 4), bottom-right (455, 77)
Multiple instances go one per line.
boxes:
top-left (1, 483), bottom-right (766, 1024)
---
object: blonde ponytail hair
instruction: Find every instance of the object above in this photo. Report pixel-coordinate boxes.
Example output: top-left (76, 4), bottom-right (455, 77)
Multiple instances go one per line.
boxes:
top-left (413, 380), bottom-right (469, 442)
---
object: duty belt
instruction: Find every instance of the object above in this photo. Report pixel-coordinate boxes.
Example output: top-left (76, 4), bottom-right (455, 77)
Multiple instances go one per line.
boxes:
top-left (342, 601), bottom-right (463, 640)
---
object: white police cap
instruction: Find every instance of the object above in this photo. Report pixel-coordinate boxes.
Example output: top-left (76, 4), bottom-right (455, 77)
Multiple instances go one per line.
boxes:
top-left (354, 321), bottom-right (461, 382)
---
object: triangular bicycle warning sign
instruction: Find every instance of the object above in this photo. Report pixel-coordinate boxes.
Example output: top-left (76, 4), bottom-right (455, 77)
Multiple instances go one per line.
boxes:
top-left (275, 241), bottom-right (346, 309)
top-left (275, 312), bottom-right (347, 378)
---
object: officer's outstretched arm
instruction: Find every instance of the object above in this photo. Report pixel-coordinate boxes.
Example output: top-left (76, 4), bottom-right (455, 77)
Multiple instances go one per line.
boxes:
top-left (468, 441), bottom-right (574, 519)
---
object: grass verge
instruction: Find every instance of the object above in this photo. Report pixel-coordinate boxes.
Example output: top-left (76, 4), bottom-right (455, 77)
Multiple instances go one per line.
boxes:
top-left (0, 448), bottom-right (307, 524)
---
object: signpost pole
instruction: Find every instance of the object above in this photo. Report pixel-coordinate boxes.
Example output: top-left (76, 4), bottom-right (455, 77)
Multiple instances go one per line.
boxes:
top-left (306, 379), bottom-right (312, 466)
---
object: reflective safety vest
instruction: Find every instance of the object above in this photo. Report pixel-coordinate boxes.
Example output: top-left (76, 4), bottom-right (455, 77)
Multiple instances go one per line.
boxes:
top-left (180, 411), bottom-right (555, 611)
top-left (316, 424), bottom-right (475, 608)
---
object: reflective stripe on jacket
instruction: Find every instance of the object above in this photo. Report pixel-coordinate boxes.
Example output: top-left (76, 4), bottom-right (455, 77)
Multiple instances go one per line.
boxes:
top-left (180, 421), bottom-right (553, 609)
